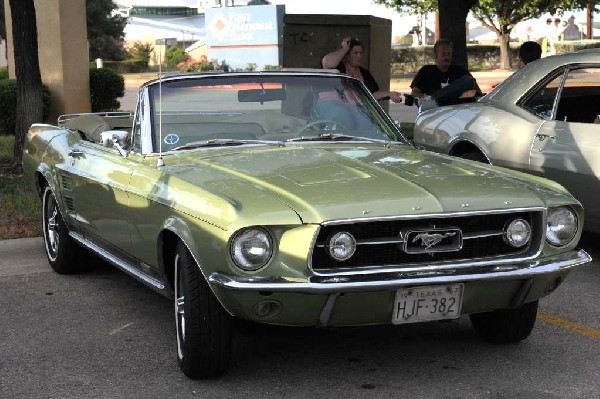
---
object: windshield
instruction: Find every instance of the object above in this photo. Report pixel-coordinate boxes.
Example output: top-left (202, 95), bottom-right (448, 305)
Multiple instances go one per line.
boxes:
top-left (148, 74), bottom-right (406, 152)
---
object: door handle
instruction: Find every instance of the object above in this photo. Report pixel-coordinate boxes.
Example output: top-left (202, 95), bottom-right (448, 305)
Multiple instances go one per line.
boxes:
top-left (68, 150), bottom-right (84, 158)
top-left (535, 133), bottom-right (555, 142)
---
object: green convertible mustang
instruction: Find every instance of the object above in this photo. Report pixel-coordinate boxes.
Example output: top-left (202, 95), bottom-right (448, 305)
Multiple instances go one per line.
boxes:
top-left (23, 71), bottom-right (591, 378)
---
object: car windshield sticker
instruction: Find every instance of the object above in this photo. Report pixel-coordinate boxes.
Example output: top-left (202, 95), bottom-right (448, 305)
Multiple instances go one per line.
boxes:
top-left (164, 133), bottom-right (180, 145)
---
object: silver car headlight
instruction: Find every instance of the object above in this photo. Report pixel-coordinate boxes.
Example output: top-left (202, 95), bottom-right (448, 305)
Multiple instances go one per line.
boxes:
top-left (504, 218), bottom-right (531, 248)
top-left (230, 228), bottom-right (273, 271)
top-left (546, 207), bottom-right (578, 246)
top-left (327, 231), bottom-right (356, 261)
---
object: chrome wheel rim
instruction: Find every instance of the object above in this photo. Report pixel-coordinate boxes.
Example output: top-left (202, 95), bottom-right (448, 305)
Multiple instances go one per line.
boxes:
top-left (174, 253), bottom-right (186, 359)
top-left (43, 190), bottom-right (60, 260)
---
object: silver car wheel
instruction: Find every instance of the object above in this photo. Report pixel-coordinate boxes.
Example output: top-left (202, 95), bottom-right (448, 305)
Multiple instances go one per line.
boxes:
top-left (41, 185), bottom-right (80, 274)
top-left (44, 194), bottom-right (60, 260)
top-left (174, 253), bottom-right (186, 360)
top-left (173, 241), bottom-right (233, 378)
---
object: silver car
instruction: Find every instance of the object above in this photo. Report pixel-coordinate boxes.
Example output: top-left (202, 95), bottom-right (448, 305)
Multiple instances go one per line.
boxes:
top-left (413, 49), bottom-right (600, 233)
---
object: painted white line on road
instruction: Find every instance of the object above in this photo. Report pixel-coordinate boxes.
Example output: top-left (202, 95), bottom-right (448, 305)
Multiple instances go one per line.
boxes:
top-left (110, 322), bottom-right (134, 335)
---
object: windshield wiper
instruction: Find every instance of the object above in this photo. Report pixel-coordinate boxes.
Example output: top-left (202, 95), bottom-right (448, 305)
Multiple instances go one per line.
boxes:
top-left (287, 133), bottom-right (389, 145)
top-left (172, 138), bottom-right (284, 151)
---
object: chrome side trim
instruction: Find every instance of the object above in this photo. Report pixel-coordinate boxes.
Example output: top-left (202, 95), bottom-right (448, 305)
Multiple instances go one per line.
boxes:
top-left (70, 232), bottom-right (165, 291)
top-left (208, 249), bottom-right (590, 294)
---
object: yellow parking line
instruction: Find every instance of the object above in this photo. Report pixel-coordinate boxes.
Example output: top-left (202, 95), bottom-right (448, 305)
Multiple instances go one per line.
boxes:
top-left (538, 311), bottom-right (600, 340)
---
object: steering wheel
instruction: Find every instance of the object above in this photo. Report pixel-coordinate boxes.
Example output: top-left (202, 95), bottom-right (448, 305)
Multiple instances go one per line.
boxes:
top-left (296, 120), bottom-right (348, 136)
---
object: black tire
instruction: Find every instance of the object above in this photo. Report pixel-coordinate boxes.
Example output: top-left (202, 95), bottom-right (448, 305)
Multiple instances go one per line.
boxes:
top-left (174, 241), bottom-right (233, 378)
top-left (459, 151), bottom-right (488, 163)
top-left (42, 186), bottom-right (80, 274)
top-left (469, 300), bottom-right (539, 344)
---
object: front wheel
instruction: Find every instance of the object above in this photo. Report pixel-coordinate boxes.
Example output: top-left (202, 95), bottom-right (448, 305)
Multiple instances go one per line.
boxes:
top-left (469, 300), bottom-right (538, 344)
top-left (174, 241), bottom-right (233, 378)
top-left (42, 186), bottom-right (80, 274)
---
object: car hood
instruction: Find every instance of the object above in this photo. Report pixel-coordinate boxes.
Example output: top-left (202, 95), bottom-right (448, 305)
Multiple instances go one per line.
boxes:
top-left (168, 144), bottom-right (569, 224)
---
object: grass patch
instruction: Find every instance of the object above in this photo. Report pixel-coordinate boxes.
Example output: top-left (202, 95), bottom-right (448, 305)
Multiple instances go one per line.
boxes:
top-left (398, 122), bottom-right (414, 140)
top-left (0, 135), bottom-right (42, 240)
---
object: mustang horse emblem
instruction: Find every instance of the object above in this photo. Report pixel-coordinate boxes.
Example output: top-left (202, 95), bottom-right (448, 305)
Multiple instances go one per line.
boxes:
top-left (412, 232), bottom-right (457, 249)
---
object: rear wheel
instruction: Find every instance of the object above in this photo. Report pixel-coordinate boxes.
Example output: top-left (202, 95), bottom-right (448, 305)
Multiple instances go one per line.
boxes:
top-left (42, 186), bottom-right (80, 274)
top-left (459, 151), bottom-right (488, 163)
top-left (469, 300), bottom-right (538, 343)
top-left (174, 241), bottom-right (233, 378)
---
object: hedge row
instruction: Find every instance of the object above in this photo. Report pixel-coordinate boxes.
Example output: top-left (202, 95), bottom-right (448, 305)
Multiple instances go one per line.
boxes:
top-left (0, 67), bottom-right (124, 135)
top-left (0, 79), bottom-right (51, 136)
top-left (390, 40), bottom-right (600, 74)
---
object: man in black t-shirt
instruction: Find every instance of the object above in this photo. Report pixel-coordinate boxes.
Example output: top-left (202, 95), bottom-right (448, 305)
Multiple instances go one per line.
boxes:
top-left (410, 39), bottom-right (481, 110)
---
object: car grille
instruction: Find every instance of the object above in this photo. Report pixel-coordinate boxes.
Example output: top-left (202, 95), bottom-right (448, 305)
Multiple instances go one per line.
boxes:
top-left (310, 210), bottom-right (544, 274)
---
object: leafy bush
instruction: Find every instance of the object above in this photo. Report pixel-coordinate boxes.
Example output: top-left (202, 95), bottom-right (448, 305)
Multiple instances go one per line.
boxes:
top-left (92, 59), bottom-right (148, 74)
top-left (0, 80), bottom-right (51, 135)
top-left (166, 46), bottom-right (189, 67)
top-left (390, 40), bottom-right (600, 74)
top-left (178, 56), bottom-right (230, 72)
top-left (0, 67), bottom-right (8, 80)
top-left (126, 41), bottom-right (154, 67)
top-left (89, 68), bottom-right (125, 112)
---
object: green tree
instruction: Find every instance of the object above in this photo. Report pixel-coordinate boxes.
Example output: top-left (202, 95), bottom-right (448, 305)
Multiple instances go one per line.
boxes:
top-left (127, 40), bottom-right (154, 66)
top-left (87, 0), bottom-right (127, 61)
top-left (374, 0), bottom-right (476, 68)
top-left (166, 46), bottom-right (189, 67)
top-left (472, 1), bottom-right (591, 69)
top-left (7, 0), bottom-right (43, 170)
top-left (573, 1), bottom-right (600, 38)
top-left (375, 0), bottom-right (588, 69)
top-left (0, 1), bottom-right (5, 41)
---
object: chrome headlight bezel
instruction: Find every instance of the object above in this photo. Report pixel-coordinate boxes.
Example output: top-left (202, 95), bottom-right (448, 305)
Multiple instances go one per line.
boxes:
top-left (503, 218), bottom-right (531, 248)
top-left (230, 227), bottom-right (273, 271)
top-left (546, 206), bottom-right (578, 247)
top-left (327, 231), bottom-right (357, 261)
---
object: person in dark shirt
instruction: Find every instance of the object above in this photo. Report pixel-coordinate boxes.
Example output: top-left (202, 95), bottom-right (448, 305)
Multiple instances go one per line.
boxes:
top-left (322, 37), bottom-right (402, 102)
top-left (517, 41), bottom-right (542, 68)
top-left (410, 39), bottom-right (481, 110)
top-left (315, 37), bottom-right (402, 130)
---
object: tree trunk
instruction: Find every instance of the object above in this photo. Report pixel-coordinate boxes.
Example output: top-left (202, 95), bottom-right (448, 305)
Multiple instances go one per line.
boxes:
top-left (437, 0), bottom-right (477, 69)
top-left (587, 2), bottom-right (593, 40)
top-left (498, 32), bottom-right (511, 70)
top-left (8, 0), bottom-right (43, 170)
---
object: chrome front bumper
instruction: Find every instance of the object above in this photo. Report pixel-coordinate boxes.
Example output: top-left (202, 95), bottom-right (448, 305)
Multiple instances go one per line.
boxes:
top-left (209, 249), bottom-right (591, 294)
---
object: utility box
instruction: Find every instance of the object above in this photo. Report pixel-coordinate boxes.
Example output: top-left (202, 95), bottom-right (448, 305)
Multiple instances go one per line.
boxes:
top-left (282, 14), bottom-right (392, 109)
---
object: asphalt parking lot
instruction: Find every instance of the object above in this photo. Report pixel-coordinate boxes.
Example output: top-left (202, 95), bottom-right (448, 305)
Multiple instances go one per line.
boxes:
top-left (1, 234), bottom-right (599, 398)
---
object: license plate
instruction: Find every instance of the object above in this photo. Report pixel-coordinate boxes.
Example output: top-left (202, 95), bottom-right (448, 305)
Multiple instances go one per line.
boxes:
top-left (392, 284), bottom-right (464, 324)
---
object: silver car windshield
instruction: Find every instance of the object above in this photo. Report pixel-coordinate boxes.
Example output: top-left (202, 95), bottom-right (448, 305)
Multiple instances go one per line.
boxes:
top-left (148, 74), bottom-right (406, 153)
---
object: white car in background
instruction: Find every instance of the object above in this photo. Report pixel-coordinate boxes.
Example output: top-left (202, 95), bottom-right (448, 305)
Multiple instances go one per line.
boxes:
top-left (413, 49), bottom-right (600, 232)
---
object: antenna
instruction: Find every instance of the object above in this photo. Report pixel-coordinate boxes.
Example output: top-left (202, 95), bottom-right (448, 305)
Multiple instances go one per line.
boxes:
top-left (156, 40), bottom-right (165, 168)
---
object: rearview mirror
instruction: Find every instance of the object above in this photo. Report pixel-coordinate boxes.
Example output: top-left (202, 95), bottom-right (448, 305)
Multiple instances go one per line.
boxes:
top-left (238, 88), bottom-right (286, 102)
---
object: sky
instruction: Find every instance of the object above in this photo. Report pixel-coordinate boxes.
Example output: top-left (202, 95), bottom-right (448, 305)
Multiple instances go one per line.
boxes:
top-left (268, 0), bottom-right (417, 36)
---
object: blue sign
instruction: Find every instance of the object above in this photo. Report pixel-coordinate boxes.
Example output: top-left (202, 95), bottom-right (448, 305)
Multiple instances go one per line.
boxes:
top-left (206, 4), bottom-right (284, 70)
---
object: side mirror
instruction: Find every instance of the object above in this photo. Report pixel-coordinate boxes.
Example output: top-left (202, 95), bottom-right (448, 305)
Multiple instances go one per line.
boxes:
top-left (101, 130), bottom-right (129, 157)
top-left (101, 130), bottom-right (128, 147)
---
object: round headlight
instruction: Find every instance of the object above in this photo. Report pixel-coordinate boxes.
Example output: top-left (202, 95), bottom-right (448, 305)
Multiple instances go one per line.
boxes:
top-left (328, 231), bottom-right (356, 261)
top-left (504, 218), bottom-right (531, 248)
top-left (230, 228), bottom-right (273, 271)
top-left (546, 207), bottom-right (577, 246)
